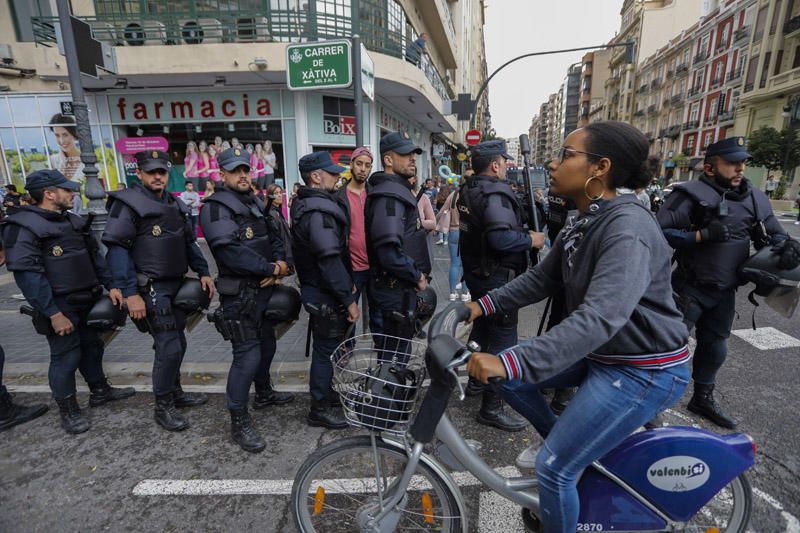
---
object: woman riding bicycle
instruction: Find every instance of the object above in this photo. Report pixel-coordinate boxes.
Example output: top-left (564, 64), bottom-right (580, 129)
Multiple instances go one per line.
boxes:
top-left (465, 121), bottom-right (691, 533)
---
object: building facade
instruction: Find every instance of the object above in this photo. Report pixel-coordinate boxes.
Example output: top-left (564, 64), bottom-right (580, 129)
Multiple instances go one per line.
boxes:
top-left (0, 0), bottom-right (488, 195)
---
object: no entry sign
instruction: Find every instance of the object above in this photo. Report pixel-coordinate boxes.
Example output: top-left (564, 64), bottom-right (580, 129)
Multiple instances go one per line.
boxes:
top-left (466, 129), bottom-right (481, 146)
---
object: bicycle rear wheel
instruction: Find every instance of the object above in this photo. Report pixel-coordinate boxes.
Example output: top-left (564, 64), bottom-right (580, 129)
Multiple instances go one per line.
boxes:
top-left (679, 473), bottom-right (752, 532)
top-left (291, 435), bottom-right (463, 532)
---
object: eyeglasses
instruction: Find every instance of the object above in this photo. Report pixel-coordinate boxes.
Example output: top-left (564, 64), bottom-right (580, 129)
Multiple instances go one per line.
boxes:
top-left (556, 146), bottom-right (605, 162)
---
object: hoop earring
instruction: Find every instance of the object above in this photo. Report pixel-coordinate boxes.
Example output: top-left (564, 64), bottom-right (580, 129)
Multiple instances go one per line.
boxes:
top-left (583, 176), bottom-right (605, 202)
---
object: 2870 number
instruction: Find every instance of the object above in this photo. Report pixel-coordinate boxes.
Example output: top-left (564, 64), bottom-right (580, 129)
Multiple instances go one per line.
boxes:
top-left (576, 524), bottom-right (603, 531)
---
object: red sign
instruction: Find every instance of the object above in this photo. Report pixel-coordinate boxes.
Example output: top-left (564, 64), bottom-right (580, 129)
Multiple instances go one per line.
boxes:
top-left (115, 136), bottom-right (169, 155)
top-left (466, 129), bottom-right (481, 146)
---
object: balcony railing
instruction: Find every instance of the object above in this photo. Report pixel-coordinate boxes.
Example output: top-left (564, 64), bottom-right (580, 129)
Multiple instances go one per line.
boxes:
top-left (734, 26), bottom-right (750, 43)
top-left (666, 69), bottom-right (675, 77)
top-left (744, 82), bottom-right (755, 92)
top-left (683, 120), bottom-right (699, 129)
top-left (709, 76), bottom-right (722, 88)
top-left (638, 84), bottom-right (650, 94)
top-left (663, 98), bottom-right (672, 108)
top-left (718, 110), bottom-right (736, 122)
top-left (784, 14), bottom-right (800, 35)
top-left (671, 94), bottom-right (683, 105)
top-left (687, 87), bottom-right (701, 97)
top-left (667, 125), bottom-right (681, 137)
top-left (651, 77), bottom-right (663, 89)
top-left (31, 8), bottom-right (454, 100)
top-left (647, 104), bottom-right (657, 114)
top-left (693, 52), bottom-right (708, 65)
top-left (633, 109), bottom-right (645, 117)
top-left (727, 68), bottom-right (743, 82)
top-left (676, 63), bottom-right (689, 75)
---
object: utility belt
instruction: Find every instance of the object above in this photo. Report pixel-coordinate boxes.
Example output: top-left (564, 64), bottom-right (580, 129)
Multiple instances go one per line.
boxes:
top-left (305, 299), bottom-right (350, 341)
top-left (208, 277), bottom-right (262, 344)
top-left (21, 285), bottom-right (103, 336)
top-left (133, 275), bottom-right (207, 334)
top-left (468, 262), bottom-right (519, 282)
top-left (372, 271), bottom-right (420, 290)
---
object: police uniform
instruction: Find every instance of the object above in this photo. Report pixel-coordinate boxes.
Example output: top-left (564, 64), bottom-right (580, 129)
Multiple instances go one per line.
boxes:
top-left (200, 148), bottom-right (293, 453)
top-left (658, 136), bottom-right (789, 428)
top-left (102, 150), bottom-right (211, 432)
top-left (365, 132), bottom-right (431, 351)
top-left (291, 152), bottom-right (353, 429)
top-left (1, 170), bottom-right (134, 434)
top-left (458, 140), bottom-right (529, 432)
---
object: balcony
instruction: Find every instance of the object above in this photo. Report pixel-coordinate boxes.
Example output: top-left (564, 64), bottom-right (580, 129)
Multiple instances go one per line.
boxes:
top-left (663, 98), bottom-right (672, 108)
top-left (676, 63), bottom-right (689, 76)
top-left (744, 82), bottom-right (754, 92)
top-left (693, 52), bottom-right (708, 65)
top-left (687, 87), bottom-right (701, 98)
top-left (647, 104), bottom-right (657, 114)
top-left (784, 15), bottom-right (800, 36)
top-left (659, 127), bottom-right (668, 138)
top-left (719, 110), bottom-right (736, 122)
top-left (638, 83), bottom-right (650, 94)
top-left (650, 77), bottom-right (663, 89)
top-left (727, 68), bottom-right (743, 83)
top-left (709, 76), bottom-right (723, 89)
top-left (634, 109), bottom-right (645, 117)
top-left (683, 120), bottom-right (699, 129)
top-left (670, 94), bottom-right (683, 105)
top-left (734, 26), bottom-right (750, 43)
top-left (666, 69), bottom-right (675, 77)
top-left (31, 6), bottom-right (455, 100)
top-left (667, 125), bottom-right (682, 137)
top-left (645, 131), bottom-right (655, 141)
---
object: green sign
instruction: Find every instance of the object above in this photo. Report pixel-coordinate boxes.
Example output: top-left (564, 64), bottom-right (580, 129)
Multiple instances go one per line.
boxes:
top-left (287, 40), bottom-right (352, 91)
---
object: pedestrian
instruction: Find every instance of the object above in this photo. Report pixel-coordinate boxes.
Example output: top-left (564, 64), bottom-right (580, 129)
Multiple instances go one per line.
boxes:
top-left (291, 151), bottom-right (358, 429)
top-left (179, 181), bottom-right (201, 239)
top-left (335, 146), bottom-right (382, 334)
top-left (405, 32), bottom-right (427, 66)
top-left (658, 136), bottom-right (797, 428)
top-left (2, 170), bottom-right (134, 434)
top-left (365, 132), bottom-right (431, 355)
top-left (465, 121), bottom-right (692, 533)
top-left (411, 175), bottom-right (437, 268)
top-left (201, 179), bottom-right (216, 203)
top-left (0, 233), bottom-right (49, 431)
top-left (103, 150), bottom-right (214, 432)
top-left (200, 147), bottom-right (294, 453)
top-left (266, 183), bottom-right (294, 266)
top-left (422, 177), bottom-right (438, 208)
top-left (3, 184), bottom-right (21, 210)
top-left (436, 187), bottom-right (470, 302)
top-left (458, 140), bottom-right (543, 432)
top-left (765, 175), bottom-right (777, 198)
top-left (794, 193), bottom-right (800, 225)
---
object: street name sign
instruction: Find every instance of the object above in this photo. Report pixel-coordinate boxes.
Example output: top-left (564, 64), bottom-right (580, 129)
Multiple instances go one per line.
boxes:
top-left (287, 40), bottom-right (352, 91)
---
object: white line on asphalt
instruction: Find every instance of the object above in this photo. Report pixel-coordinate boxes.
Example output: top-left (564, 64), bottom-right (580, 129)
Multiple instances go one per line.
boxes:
top-left (731, 327), bottom-right (800, 351)
top-left (753, 488), bottom-right (800, 533)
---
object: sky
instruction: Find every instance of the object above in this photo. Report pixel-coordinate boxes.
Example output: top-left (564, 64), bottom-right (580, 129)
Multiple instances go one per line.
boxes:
top-left (483, 0), bottom-right (624, 138)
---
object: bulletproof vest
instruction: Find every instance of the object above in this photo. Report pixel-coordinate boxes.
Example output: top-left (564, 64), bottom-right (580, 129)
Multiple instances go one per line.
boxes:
top-left (673, 178), bottom-right (768, 290)
top-left (458, 176), bottom-right (527, 276)
top-left (546, 194), bottom-right (574, 243)
top-left (107, 186), bottom-right (190, 280)
top-left (290, 188), bottom-right (351, 290)
top-left (4, 207), bottom-right (98, 295)
top-left (203, 188), bottom-right (273, 278)
top-left (365, 174), bottom-right (431, 276)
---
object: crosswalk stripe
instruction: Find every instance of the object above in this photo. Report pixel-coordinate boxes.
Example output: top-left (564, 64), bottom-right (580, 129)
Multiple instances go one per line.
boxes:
top-left (731, 327), bottom-right (800, 351)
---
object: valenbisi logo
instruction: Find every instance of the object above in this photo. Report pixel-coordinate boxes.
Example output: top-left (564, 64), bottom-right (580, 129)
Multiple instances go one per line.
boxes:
top-left (647, 456), bottom-right (710, 492)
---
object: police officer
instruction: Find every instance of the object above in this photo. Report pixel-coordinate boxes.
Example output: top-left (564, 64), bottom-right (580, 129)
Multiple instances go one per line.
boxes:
top-left (365, 132), bottom-right (430, 354)
top-left (0, 232), bottom-right (50, 431)
top-left (2, 170), bottom-right (135, 433)
top-left (291, 152), bottom-right (358, 429)
top-left (458, 140), bottom-right (544, 432)
top-left (658, 136), bottom-right (798, 428)
top-left (103, 150), bottom-right (214, 432)
top-left (200, 147), bottom-right (293, 453)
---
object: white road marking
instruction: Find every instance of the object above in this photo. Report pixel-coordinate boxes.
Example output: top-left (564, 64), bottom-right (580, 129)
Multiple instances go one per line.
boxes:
top-left (731, 327), bottom-right (800, 351)
top-left (753, 488), bottom-right (800, 533)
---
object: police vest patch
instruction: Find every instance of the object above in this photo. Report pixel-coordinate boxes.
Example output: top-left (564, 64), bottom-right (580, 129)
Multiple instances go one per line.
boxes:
top-left (51, 245), bottom-right (63, 257)
top-left (245, 227), bottom-right (254, 239)
top-left (152, 225), bottom-right (162, 236)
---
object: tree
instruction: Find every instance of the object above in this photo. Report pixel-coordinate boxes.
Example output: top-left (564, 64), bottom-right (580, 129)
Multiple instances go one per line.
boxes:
top-left (748, 126), bottom-right (800, 199)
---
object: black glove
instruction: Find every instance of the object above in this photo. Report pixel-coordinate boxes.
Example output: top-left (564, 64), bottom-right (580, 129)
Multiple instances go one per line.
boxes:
top-left (699, 220), bottom-right (731, 243)
top-left (772, 239), bottom-right (800, 270)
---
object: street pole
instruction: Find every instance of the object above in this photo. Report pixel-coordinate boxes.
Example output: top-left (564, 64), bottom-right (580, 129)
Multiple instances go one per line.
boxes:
top-left (352, 35), bottom-right (364, 149)
top-left (56, 0), bottom-right (107, 239)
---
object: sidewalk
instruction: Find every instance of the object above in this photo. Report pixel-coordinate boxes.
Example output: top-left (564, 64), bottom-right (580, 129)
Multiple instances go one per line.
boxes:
top-left (1, 239), bottom-right (546, 390)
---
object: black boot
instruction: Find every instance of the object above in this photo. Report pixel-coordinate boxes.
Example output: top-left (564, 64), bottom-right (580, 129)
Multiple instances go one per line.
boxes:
top-left (55, 395), bottom-right (90, 434)
top-left (549, 388), bottom-right (576, 415)
top-left (0, 390), bottom-right (48, 431)
top-left (173, 387), bottom-right (208, 408)
top-left (477, 391), bottom-right (526, 432)
top-left (307, 399), bottom-right (348, 430)
top-left (154, 394), bottom-right (189, 431)
top-left (253, 382), bottom-right (294, 410)
top-left (687, 383), bottom-right (737, 429)
top-left (464, 377), bottom-right (485, 397)
top-left (230, 408), bottom-right (266, 453)
top-left (88, 379), bottom-right (136, 407)
top-left (327, 387), bottom-right (342, 408)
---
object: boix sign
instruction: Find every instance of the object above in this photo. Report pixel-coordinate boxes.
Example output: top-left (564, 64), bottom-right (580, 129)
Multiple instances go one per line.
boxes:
top-left (323, 115), bottom-right (357, 136)
top-left (646, 456), bottom-right (710, 492)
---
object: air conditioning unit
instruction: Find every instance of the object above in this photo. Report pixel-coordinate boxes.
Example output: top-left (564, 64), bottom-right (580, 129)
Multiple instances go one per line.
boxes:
top-left (236, 17), bottom-right (270, 42)
top-left (177, 19), bottom-right (226, 44)
top-left (121, 21), bottom-right (167, 46)
top-left (89, 21), bottom-right (122, 45)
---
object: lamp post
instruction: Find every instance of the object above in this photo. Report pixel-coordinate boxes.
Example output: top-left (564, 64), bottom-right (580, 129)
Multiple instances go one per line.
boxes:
top-left (56, 0), bottom-right (107, 238)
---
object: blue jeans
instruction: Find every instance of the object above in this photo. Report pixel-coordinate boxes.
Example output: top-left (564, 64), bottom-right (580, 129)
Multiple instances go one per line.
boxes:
top-left (503, 361), bottom-right (690, 532)
top-left (447, 230), bottom-right (466, 294)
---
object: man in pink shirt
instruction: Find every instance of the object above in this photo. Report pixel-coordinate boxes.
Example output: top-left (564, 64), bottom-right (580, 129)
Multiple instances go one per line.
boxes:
top-left (336, 147), bottom-right (383, 334)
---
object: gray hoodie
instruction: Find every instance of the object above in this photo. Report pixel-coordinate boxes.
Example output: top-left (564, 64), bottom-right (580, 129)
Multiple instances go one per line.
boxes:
top-left (477, 194), bottom-right (689, 384)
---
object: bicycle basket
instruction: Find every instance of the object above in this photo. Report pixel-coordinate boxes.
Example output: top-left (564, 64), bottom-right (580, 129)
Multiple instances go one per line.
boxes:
top-left (331, 333), bottom-right (427, 435)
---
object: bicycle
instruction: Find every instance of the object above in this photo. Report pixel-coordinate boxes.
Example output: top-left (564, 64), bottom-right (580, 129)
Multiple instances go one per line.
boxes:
top-left (291, 303), bottom-right (755, 532)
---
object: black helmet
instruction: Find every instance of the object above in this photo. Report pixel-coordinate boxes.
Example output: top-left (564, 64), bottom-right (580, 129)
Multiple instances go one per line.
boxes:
top-left (264, 285), bottom-right (301, 323)
top-left (416, 286), bottom-right (438, 326)
top-left (86, 297), bottom-right (127, 330)
top-left (740, 245), bottom-right (800, 317)
top-left (173, 278), bottom-right (211, 313)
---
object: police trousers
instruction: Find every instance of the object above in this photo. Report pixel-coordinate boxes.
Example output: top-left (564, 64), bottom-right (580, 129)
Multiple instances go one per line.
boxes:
top-left (219, 285), bottom-right (278, 410)
top-left (45, 295), bottom-right (106, 400)
top-left (464, 270), bottom-right (520, 353)
top-left (0, 343), bottom-right (6, 396)
top-left (301, 286), bottom-right (349, 403)
top-left (370, 281), bottom-right (417, 363)
top-left (142, 279), bottom-right (188, 396)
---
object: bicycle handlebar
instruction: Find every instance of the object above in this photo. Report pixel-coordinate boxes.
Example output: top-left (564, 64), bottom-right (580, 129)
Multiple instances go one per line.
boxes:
top-left (427, 302), bottom-right (471, 340)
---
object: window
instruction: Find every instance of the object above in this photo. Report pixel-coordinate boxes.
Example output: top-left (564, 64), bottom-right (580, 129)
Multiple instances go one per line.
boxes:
top-left (794, 45), bottom-right (800, 69)
top-left (770, 0), bottom-right (783, 35)
top-left (717, 93), bottom-right (727, 114)
top-left (719, 23), bottom-right (730, 49)
top-left (686, 136), bottom-right (695, 153)
top-left (9, 0), bottom-right (54, 42)
top-left (754, 5), bottom-right (768, 39)
top-left (700, 35), bottom-right (710, 55)
top-left (690, 103), bottom-right (700, 121)
top-left (714, 62), bottom-right (724, 81)
top-left (760, 51), bottom-right (771, 88)
top-left (322, 96), bottom-right (356, 136)
top-left (774, 50), bottom-right (784, 76)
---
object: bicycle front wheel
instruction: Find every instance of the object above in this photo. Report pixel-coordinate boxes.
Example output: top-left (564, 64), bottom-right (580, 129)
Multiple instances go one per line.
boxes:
top-left (679, 473), bottom-right (752, 532)
top-left (291, 435), bottom-right (463, 532)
